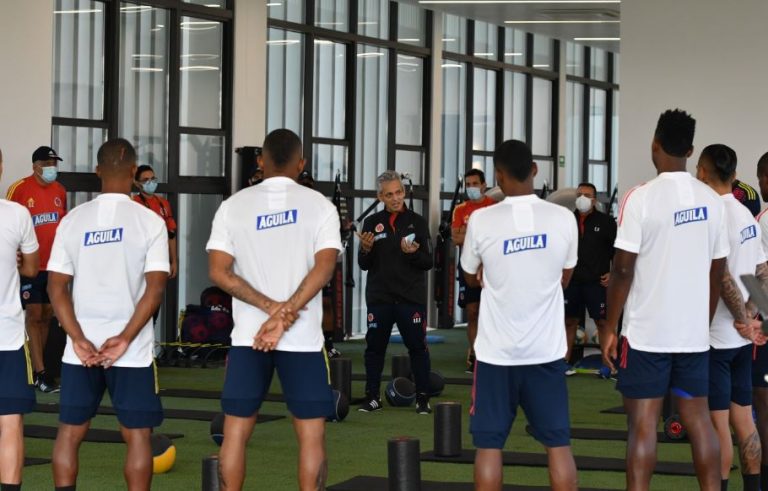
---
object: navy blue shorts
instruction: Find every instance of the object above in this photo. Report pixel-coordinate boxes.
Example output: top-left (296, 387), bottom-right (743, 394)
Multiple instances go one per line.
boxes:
top-left (564, 280), bottom-right (606, 320)
top-left (457, 264), bottom-right (481, 308)
top-left (20, 271), bottom-right (49, 306)
top-left (470, 359), bottom-right (570, 449)
top-left (222, 347), bottom-right (333, 420)
top-left (0, 346), bottom-right (35, 415)
top-left (709, 345), bottom-right (753, 410)
top-left (616, 337), bottom-right (709, 399)
top-left (752, 343), bottom-right (768, 388)
top-left (59, 362), bottom-right (163, 429)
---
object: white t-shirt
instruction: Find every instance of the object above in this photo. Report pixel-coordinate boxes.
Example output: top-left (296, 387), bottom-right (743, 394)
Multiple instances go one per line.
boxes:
top-left (47, 194), bottom-right (169, 367)
top-left (758, 208), bottom-right (768, 256)
top-left (710, 195), bottom-right (766, 349)
top-left (0, 200), bottom-right (39, 351)
top-left (615, 172), bottom-right (729, 353)
top-left (460, 194), bottom-right (578, 366)
top-left (206, 177), bottom-right (342, 351)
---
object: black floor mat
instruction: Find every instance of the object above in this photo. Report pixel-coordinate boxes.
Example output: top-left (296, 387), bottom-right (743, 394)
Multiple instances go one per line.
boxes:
top-left (350, 374), bottom-right (473, 386)
top-left (159, 388), bottom-right (284, 402)
top-left (34, 403), bottom-right (284, 423)
top-left (600, 406), bottom-right (625, 414)
top-left (524, 425), bottom-right (686, 445)
top-left (25, 424), bottom-right (183, 443)
top-left (420, 450), bottom-right (696, 476)
top-left (328, 475), bottom-right (617, 491)
top-left (25, 457), bottom-right (50, 467)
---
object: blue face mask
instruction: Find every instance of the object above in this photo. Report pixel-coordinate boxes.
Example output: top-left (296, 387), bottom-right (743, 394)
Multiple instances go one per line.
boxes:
top-left (40, 166), bottom-right (58, 184)
top-left (466, 186), bottom-right (483, 201)
top-left (141, 180), bottom-right (159, 195)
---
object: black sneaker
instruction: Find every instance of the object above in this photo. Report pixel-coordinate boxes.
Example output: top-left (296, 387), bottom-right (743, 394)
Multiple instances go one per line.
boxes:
top-left (415, 393), bottom-right (431, 415)
top-left (357, 396), bottom-right (383, 412)
top-left (36, 370), bottom-right (60, 393)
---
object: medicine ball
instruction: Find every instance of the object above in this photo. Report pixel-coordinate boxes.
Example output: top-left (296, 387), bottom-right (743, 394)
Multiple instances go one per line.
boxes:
top-left (151, 434), bottom-right (176, 474)
top-left (210, 412), bottom-right (225, 446)
top-left (326, 389), bottom-right (349, 422)
top-left (385, 377), bottom-right (416, 407)
top-left (428, 370), bottom-right (445, 397)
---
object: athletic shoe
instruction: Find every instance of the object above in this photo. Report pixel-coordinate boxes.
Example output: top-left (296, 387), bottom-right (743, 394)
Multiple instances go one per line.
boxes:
top-left (327, 347), bottom-right (342, 359)
top-left (357, 396), bottom-right (383, 412)
top-left (415, 393), bottom-right (432, 415)
top-left (564, 365), bottom-right (576, 377)
top-left (36, 370), bottom-right (60, 393)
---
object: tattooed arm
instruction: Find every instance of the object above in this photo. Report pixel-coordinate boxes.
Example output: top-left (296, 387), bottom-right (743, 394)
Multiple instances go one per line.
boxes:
top-left (253, 248), bottom-right (338, 351)
top-left (722, 266), bottom-right (748, 324)
top-left (209, 250), bottom-right (281, 315)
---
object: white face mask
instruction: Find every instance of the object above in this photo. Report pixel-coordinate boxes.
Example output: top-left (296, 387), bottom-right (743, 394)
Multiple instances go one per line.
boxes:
top-left (575, 195), bottom-right (593, 213)
top-left (466, 187), bottom-right (483, 201)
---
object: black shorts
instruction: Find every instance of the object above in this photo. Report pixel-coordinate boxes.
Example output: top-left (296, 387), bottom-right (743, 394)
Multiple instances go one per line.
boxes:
top-left (20, 271), bottom-right (49, 306)
top-left (564, 280), bottom-right (605, 320)
top-left (457, 264), bottom-right (481, 309)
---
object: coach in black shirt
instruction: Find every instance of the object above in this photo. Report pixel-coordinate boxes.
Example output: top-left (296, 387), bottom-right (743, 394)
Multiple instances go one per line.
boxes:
top-left (564, 182), bottom-right (617, 367)
top-left (357, 170), bottom-right (433, 414)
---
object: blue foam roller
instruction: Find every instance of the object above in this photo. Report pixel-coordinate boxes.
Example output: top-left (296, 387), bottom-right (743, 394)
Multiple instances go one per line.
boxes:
top-left (391, 334), bottom-right (444, 344)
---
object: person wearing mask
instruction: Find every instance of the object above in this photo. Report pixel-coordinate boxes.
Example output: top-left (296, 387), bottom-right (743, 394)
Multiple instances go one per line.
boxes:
top-left (6, 146), bottom-right (67, 393)
top-left (563, 183), bottom-right (616, 373)
top-left (132, 165), bottom-right (177, 280)
top-left (451, 169), bottom-right (495, 373)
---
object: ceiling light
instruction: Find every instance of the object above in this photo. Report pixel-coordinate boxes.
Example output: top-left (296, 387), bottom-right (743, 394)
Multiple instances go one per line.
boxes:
top-left (316, 22), bottom-right (344, 26)
top-left (357, 52), bottom-right (385, 58)
top-left (473, 52), bottom-right (495, 57)
top-left (54, 9), bottom-right (102, 14)
top-left (131, 67), bottom-right (164, 72)
top-left (505, 20), bottom-right (620, 24)
top-left (442, 63), bottom-right (462, 68)
top-left (267, 39), bottom-right (301, 45)
top-left (442, 38), bottom-right (456, 42)
top-left (533, 64), bottom-right (550, 68)
top-left (398, 38), bottom-right (421, 43)
top-left (266, 3), bottom-right (283, 6)
top-left (573, 37), bottom-right (620, 41)
top-left (120, 5), bottom-right (152, 12)
top-left (504, 52), bottom-right (523, 57)
top-left (180, 66), bottom-right (220, 71)
top-left (180, 21), bottom-right (219, 30)
top-left (358, 21), bottom-right (378, 25)
top-left (314, 39), bottom-right (334, 45)
top-left (422, 1), bottom-right (619, 3)
top-left (132, 54), bottom-right (163, 59)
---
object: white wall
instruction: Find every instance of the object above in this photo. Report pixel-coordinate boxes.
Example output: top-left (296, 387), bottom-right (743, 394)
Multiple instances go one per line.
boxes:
top-left (619, 0), bottom-right (768, 197)
top-left (231, 0), bottom-right (267, 192)
top-left (0, 0), bottom-right (53, 193)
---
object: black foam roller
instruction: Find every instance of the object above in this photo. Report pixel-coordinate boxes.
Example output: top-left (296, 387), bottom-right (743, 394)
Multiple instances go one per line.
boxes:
top-left (387, 436), bottom-right (421, 491)
top-left (434, 402), bottom-right (462, 457)
top-left (391, 354), bottom-right (412, 380)
top-left (330, 357), bottom-right (352, 402)
top-left (202, 455), bottom-right (220, 491)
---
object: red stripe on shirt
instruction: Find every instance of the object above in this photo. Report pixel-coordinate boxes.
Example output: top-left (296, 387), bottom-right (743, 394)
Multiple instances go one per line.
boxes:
top-left (617, 185), bottom-right (643, 226)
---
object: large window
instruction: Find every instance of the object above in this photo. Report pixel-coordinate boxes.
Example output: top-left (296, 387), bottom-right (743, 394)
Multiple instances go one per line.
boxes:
top-left (266, 29), bottom-right (304, 136)
top-left (565, 43), bottom-right (619, 194)
top-left (52, 0), bottom-right (233, 342)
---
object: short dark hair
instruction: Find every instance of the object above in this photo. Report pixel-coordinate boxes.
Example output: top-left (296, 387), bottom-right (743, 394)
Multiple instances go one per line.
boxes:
top-left (262, 129), bottom-right (302, 168)
top-left (700, 144), bottom-right (737, 182)
top-left (135, 164), bottom-right (153, 181)
top-left (464, 168), bottom-right (486, 183)
top-left (654, 109), bottom-right (696, 158)
top-left (97, 138), bottom-right (137, 172)
top-left (493, 140), bottom-right (533, 182)
top-left (577, 182), bottom-right (597, 197)
top-left (757, 152), bottom-right (768, 179)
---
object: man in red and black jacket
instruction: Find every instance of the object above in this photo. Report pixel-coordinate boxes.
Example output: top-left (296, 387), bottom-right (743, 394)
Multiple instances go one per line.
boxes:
top-left (357, 170), bottom-right (433, 415)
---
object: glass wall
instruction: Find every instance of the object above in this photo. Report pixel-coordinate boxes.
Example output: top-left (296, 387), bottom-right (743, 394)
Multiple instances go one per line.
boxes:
top-left (51, 0), bottom-right (233, 342)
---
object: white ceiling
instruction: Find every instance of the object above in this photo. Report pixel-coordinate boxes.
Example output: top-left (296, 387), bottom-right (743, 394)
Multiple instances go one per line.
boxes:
top-left (403, 0), bottom-right (621, 52)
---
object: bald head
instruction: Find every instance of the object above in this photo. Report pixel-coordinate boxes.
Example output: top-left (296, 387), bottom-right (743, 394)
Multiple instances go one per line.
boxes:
top-left (97, 138), bottom-right (137, 178)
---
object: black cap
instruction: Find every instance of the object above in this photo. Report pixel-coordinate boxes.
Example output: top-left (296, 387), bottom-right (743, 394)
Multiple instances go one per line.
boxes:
top-left (32, 146), bottom-right (62, 163)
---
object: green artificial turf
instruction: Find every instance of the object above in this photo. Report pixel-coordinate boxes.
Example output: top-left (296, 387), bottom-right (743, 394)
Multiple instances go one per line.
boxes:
top-left (20, 328), bottom-right (740, 490)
